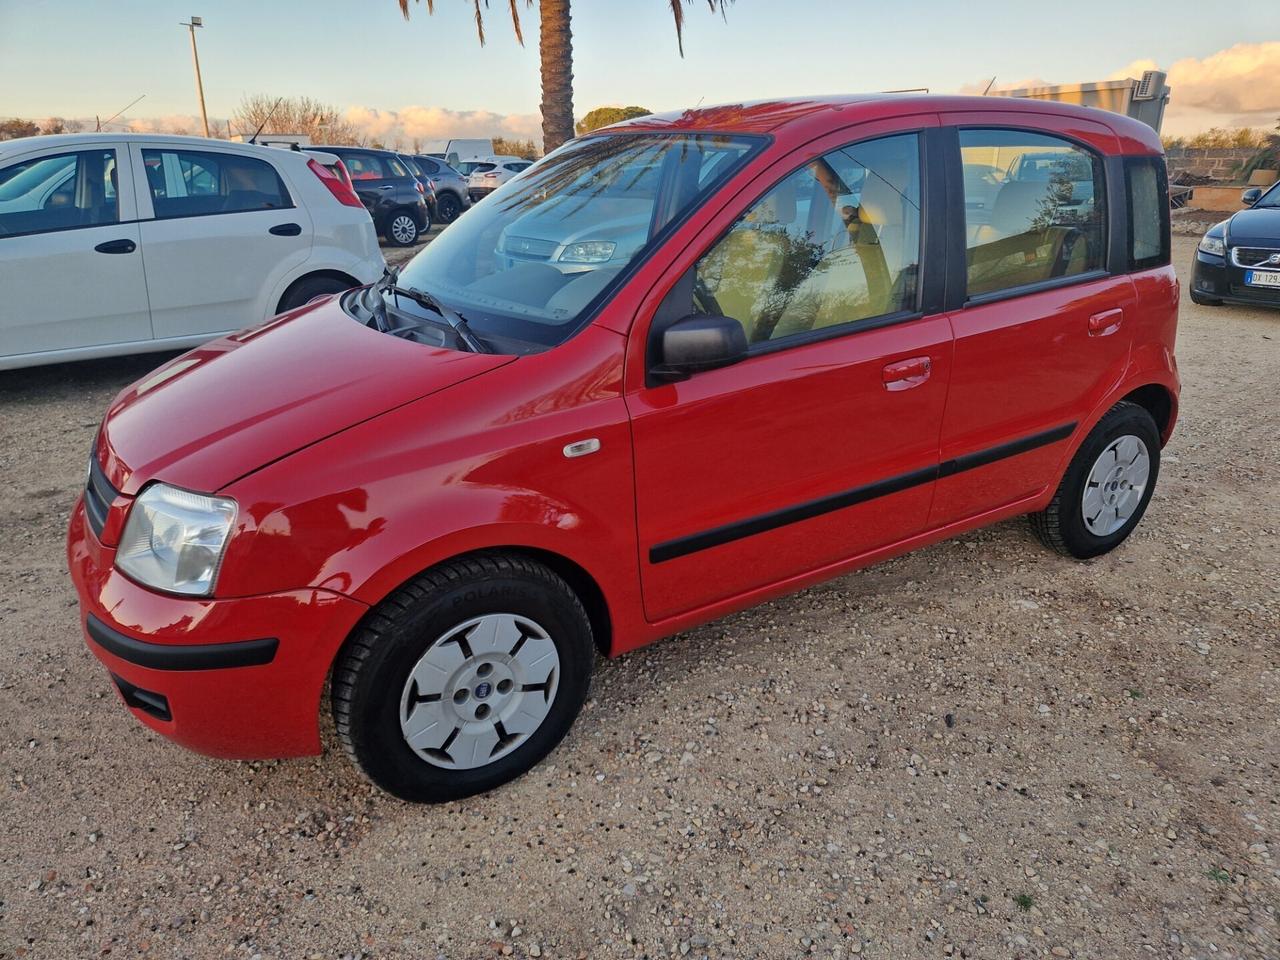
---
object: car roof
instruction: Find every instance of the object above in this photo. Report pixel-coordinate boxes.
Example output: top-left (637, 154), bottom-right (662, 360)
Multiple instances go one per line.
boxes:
top-left (0, 132), bottom-right (307, 159)
top-left (605, 94), bottom-right (1163, 154)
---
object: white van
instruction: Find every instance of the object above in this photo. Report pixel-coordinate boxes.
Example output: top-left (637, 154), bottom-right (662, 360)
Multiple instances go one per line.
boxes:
top-left (0, 133), bottom-right (385, 370)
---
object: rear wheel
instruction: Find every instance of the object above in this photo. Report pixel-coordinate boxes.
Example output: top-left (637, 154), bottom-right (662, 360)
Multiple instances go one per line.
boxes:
top-left (1029, 401), bottom-right (1161, 559)
top-left (384, 210), bottom-right (420, 247)
top-left (277, 274), bottom-right (352, 313)
top-left (436, 192), bottom-right (462, 223)
top-left (331, 553), bottom-right (594, 803)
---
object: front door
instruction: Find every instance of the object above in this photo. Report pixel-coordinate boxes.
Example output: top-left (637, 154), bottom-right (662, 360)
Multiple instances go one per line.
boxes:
top-left (628, 130), bottom-right (954, 622)
top-left (132, 145), bottom-right (312, 339)
top-left (930, 123), bottom-right (1135, 527)
top-left (0, 145), bottom-right (151, 363)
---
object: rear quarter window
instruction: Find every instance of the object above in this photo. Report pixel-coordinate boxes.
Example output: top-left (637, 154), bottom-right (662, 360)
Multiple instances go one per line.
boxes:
top-left (1126, 157), bottom-right (1170, 271)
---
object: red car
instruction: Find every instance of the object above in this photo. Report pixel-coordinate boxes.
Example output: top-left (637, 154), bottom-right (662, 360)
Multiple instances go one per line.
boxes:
top-left (68, 95), bottom-right (1178, 802)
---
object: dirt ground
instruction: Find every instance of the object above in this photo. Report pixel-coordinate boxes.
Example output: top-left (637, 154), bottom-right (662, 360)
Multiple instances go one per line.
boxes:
top-left (1, 235), bottom-right (1277, 960)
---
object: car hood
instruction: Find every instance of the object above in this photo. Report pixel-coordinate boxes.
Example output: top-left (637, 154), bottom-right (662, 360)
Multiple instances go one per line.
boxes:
top-left (96, 297), bottom-right (514, 496)
top-left (1227, 207), bottom-right (1280, 246)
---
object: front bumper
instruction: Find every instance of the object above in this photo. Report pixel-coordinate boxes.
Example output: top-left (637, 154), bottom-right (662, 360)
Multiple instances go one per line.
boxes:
top-left (67, 498), bottom-right (368, 759)
top-left (1192, 249), bottom-right (1280, 308)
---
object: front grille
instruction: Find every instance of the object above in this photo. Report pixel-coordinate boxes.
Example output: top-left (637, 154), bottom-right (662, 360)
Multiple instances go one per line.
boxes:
top-left (1231, 246), bottom-right (1280, 269)
top-left (84, 448), bottom-right (119, 539)
top-left (503, 235), bottom-right (557, 261)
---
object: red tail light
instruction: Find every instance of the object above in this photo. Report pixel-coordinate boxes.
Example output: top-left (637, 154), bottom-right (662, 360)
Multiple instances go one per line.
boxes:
top-left (414, 180), bottom-right (425, 195)
top-left (307, 158), bottom-right (364, 208)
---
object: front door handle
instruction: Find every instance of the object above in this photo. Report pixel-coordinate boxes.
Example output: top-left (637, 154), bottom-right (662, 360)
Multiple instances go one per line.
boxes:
top-left (1088, 308), bottom-right (1123, 337)
top-left (94, 238), bottom-right (136, 254)
top-left (380, 185), bottom-right (395, 191)
top-left (882, 355), bottom-right (932, 391)
top-left (269, 222), bottom-right (302, 237)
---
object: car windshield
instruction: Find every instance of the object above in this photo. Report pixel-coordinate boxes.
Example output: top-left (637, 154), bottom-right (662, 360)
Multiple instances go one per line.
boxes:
top-left (1254, 182), bottom-right (1280, 208)
top-left (391, 132), bottom-right (760, 351)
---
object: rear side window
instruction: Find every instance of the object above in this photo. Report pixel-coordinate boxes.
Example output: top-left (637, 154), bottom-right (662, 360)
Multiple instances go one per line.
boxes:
top-left (0, 150), bottom-right (118, 236)
top-left (416, 157), bottom-right (441, 174)
top-left (142, 149), bottom-right (290, 219)
top-left (341, 152), bottom-right (406, 180)
top-left (1126, 157), bottom-right (1170, 270)
top-left (959, 129), bottom-right (1106, 298)
top-left (693, 132), bottom-right (922, 345)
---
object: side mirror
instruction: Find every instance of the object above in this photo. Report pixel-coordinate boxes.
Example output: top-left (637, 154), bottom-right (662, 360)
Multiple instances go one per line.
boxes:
top-left (1242, 187), bottom-right (1262, 206)
top-left (651, 314), bottom-right (747, 383)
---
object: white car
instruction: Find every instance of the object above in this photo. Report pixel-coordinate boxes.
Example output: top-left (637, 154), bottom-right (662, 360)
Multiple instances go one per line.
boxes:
top-left (467, 156), bottom-right (534, 201)
top-left (0, 133), bottom-right (385, 370)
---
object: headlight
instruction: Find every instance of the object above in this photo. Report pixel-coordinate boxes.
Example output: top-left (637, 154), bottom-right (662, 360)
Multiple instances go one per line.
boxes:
top-left (116, 483), bottom-right (237, 596)
top-left (1198, 235), bottom-right (1226, 257)
top-left (558, 240), bottom-right (616, 264)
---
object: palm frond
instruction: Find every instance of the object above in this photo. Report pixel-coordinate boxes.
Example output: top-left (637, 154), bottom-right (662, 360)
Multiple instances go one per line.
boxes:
top-left (669, 0), bottom-right (732, 57)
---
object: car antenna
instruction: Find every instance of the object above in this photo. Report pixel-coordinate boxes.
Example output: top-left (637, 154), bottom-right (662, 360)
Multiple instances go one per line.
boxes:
top-left (248, 98), bottom-right (284, 145)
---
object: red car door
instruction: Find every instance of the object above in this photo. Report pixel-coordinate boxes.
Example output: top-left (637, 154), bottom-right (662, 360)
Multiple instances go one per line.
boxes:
top-left (929, 118), bottom-right (1136, 527)
top-left (625, 122), bottom-right (954, 623)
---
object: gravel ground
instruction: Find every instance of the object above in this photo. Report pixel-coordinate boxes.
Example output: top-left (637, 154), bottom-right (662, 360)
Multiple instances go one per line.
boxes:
top-left (1, 235), bottom-right (1277, 960)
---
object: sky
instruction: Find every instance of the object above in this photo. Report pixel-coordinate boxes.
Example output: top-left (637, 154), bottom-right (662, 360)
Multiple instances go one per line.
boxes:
top-left (1, 0), bottom-right (1275, 143)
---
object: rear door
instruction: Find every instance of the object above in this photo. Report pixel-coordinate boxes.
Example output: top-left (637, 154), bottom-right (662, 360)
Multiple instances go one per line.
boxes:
top-left (628, 120), bottom-right (954, 621)
top-left (930, 117), bottom-right (1135, 527)
top-left (132, 144), bottom-right (313, 338)
top-left (0, 144), bottom-right (151, 362)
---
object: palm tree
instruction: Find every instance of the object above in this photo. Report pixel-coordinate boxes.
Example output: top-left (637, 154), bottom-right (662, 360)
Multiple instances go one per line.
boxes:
top-left (397, 0), bottom-right (733, 153)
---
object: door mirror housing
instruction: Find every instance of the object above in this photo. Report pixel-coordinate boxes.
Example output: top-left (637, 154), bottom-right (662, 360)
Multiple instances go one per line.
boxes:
top-left (651, 314), bottom-right (748, 383)
top-left (1242, 187), bottom-right (1263, 206)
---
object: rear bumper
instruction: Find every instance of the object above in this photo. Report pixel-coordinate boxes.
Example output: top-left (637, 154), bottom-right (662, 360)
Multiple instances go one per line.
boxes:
top-left (1193, 250), bottom-right (1280, 308)
top-left (67, 498), bottom-right (368, 759)
top-left (469, 187), bottom-right (495, 201)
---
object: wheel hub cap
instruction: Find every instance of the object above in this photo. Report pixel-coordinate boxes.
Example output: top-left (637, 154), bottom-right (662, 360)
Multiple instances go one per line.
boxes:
top-left (1081, 434), bottom-right (1150, 536)
top-left (399, 614), bottom-right (560, 770)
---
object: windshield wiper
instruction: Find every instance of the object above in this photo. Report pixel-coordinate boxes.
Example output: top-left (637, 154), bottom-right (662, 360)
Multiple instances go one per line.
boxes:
top-left (388, 282), bottom-right (489, 354)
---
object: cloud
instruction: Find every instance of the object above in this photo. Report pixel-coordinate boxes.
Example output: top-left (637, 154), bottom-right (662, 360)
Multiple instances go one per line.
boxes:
top-left (1112, 42), bottom-right (1280, 135)
top-left (959, 42), bottom-right (1280, 137)
top-left (343, 105), bottom-right (541, 146)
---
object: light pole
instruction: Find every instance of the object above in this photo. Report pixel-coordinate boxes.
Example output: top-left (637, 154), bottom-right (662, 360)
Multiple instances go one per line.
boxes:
top-left (180, 16), bottom-right (210, 138)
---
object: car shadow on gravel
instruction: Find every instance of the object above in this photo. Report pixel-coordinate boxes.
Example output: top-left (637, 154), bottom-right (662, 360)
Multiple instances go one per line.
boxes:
top-left (0, 351), bottom-right (183, 402)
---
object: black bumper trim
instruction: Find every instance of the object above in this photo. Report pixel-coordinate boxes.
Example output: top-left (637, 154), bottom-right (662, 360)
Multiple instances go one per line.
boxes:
top-left (86, 614), bottom-right (278, 671)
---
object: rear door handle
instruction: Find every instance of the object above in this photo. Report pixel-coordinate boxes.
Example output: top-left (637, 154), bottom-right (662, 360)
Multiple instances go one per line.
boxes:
top-left (269, 222), bottom-right (302, 236)
top-left (882, 355), bottom-right (932, 391)
top-left (379, 185), bottom-right (395, 191)
top-left (94, 238), bottom-right (136, 254)
top-left (1088, 308), bottom-right (1123, 336)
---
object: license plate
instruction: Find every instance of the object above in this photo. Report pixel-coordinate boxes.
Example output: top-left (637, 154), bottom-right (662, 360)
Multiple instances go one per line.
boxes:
top-left (1245, 269), bottom-right (1280, 288)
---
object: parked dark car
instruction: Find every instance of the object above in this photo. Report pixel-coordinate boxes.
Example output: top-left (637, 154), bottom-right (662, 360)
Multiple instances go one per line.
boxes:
top-left (1192, 181), bottom-right (1280, 308)
top-left (312, 146), bottom-right (431, 246)
top-left (403, 154), bottom-right (471, 223)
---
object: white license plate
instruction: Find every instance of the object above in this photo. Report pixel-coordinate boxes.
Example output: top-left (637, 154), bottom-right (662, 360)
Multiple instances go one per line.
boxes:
top-left (1245, 269), bottom-right (1280, 288)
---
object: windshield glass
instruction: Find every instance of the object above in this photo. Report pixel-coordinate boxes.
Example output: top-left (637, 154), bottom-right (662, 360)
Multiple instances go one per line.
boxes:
top-left (1255, 182), bottom-right (1280, 208)
top-left (393, 132), bottom-right (760, 350)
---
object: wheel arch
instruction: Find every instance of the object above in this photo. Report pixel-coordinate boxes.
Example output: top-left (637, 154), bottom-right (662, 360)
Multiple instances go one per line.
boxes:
top-left (275, 269), bottom-right (362, 315)
top-left (1119, 382), bottom-right (1176, 444)
top-left (350, 544), bottom-right (615, 659)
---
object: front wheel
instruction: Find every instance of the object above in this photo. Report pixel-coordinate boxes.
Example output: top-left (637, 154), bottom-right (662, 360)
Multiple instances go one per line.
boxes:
top-left (1029, 401), bottom-right (1161, 559)
top-left (384, 210), bottom-right (420, 247)
top-left (331, 554), bottom-right (594, 803)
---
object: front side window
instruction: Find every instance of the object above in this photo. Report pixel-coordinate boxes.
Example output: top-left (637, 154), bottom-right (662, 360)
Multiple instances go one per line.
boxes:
top-left (1126, 157), bottom-right (1169, 270)
top-left (0, 150), bottom-right (118, 236)
top-left (390, 132), bottom-right (760, 350)
top-left (960, 130), bottom-right (1106, 297)
top-left (692, 133), bottom-right (922, 344)
top-left (141, 149), bottom-right (290, 218)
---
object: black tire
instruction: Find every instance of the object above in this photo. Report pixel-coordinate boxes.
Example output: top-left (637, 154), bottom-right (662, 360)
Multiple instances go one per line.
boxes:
top-left (436, 192), bottom-right (462, 224)
top-left (383, 209), bottom-right (420, 247)
top-left (277, 274), bottom-right (353, 313)
top-left (331, 553), bottom-right (594, 803)
top-left (1029, 401), bottom-right (1161, 559)
top-left (1189, 289), bottom-right (1223, 306)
